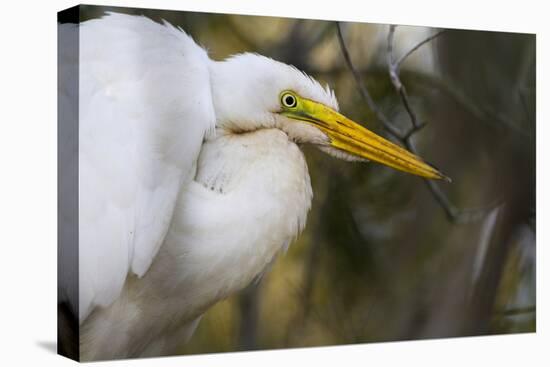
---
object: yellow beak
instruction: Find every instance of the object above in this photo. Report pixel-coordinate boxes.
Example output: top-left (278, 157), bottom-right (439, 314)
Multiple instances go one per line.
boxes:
top-left (282, 97), bottom-right (450, 181)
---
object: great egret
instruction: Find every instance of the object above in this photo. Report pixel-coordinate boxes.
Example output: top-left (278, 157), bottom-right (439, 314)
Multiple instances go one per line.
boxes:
top-left (59, 12), bottom-right (447, 360)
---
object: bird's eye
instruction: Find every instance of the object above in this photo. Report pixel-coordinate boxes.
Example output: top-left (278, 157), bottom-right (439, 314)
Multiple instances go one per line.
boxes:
top-left (281, 92), bottom-right (297, 108)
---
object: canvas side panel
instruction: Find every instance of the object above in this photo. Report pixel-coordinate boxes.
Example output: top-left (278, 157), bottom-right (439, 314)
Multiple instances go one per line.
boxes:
top-left (57, 5), bottom-right (80, 362)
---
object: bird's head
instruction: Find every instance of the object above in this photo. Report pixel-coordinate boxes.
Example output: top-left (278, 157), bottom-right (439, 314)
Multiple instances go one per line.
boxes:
top-left (210, 53), bottom-right (448, 181)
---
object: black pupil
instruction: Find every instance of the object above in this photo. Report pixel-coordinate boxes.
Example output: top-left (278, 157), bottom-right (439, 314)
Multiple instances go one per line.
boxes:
top-left (284, 95), bottom-right (295, 106)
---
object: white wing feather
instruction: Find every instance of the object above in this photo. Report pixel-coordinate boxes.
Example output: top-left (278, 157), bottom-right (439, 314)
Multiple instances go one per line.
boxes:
top-left (71, 13), bottom-right (215, 322)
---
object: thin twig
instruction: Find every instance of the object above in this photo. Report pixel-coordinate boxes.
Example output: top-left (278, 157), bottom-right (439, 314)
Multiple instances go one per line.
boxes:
top-left (310, 66), bottom-right (531, 139)
top-left (388, 25), bottom-right (420, 128)
top-left (389, 25), bottom-right (504, 222)
top-left (406, 71), bottom-right (531, 139)
top-left (336, 22), bottom-right (500, 223)
top-left (336, 22), bottom-right (403, 140)
top-left (396, 29), bottom-right (446, 69)
top-left (405, 136), bottom-right (501, 223)
top-left (404, 122), bottom-right (427, 140)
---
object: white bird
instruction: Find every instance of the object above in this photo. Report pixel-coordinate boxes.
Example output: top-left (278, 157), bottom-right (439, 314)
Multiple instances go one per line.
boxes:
top-left (58, 13), bottom-right (447, 360)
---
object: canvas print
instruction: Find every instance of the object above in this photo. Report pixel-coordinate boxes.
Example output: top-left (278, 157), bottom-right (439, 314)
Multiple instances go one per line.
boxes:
top-left (57, 4), bottom-right (536, 362)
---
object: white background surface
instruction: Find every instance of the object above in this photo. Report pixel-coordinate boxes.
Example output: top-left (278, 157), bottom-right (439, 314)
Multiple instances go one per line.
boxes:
top-left (0, 0), bottom-right (546, 365)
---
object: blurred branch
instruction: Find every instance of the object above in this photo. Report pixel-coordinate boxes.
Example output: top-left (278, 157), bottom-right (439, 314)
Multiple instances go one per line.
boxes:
top-left (391, 25), bottom-right (530, 140)
top-left (336, 23), bottom-right (403, 140)
top-left (499, 305), bottom-right (536, 317)
top-left (387, 25), bottom-right (419, 128)
top-left (312, 65), bottom-right (531, 140)
top-left (395, 30), bottom-right (446, 69)
top-left (387, 25), bottom-right (503, 223)
top-left (336, 22), bottom-right (500, 223)
top-left (465, 204), bottom-right (530, 334)
top-left (388, 26), bottom-right (445, 129)
top-left (237, 283), bottom-right (260, 350)
top-left (471, 207), bottom-right (501, 287)
top-left (407, 72), bottom-right (532, 139)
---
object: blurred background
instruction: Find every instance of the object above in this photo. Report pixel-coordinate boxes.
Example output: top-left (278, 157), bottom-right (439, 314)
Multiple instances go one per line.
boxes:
top-left (78, 5), bottom-right (536, 355)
